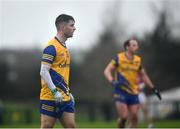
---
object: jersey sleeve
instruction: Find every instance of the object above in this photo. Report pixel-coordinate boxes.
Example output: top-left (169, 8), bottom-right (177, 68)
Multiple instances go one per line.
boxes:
top-left (111, 55), bottom-right (119, 67)
top-left (41, 45), bottom-right (56, 65)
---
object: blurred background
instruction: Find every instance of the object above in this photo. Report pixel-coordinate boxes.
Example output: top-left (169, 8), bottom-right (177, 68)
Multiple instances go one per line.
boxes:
top-left (0, 0), bottom-right (180, 128)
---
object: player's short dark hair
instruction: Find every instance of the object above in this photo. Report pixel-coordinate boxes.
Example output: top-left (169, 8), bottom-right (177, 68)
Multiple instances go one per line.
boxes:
top-left (55, 14), bottom-right (75, 31)
top-left (123, 39), bottom-right (131, 50)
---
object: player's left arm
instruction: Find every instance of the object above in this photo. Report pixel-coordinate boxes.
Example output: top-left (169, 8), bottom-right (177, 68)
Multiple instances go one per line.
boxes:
top-left (139, 67), bottom-right (162, 100)
top-left (139, 68), bottom-right (154, 89)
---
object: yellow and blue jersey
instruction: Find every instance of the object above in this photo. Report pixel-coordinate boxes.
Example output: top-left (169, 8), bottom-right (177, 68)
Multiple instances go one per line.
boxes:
top-left (111, 52), bottom-right (142, 95)
top-left (40, 37), bottom-right (71, 101)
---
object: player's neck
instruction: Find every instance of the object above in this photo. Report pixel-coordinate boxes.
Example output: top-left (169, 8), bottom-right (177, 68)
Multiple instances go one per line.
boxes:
top-left (56, 32), bottom-right (67, 44)
top-left (125, 51), bottom-right (134, 60)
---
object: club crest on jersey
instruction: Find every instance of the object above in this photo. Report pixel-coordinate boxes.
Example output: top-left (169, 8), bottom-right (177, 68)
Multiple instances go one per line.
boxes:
top-left (59, 62), bottom-right (70, 68)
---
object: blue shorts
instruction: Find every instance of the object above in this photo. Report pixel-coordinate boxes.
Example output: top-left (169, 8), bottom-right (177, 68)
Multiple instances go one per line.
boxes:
top-left (40, 100), bottom-right (75, 118)
top-left (113, 88), bottom-right (139, 105)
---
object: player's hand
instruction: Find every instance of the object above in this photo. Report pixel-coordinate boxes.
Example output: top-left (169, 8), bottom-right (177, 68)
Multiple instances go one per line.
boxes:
top-left (111, 80), bottom-right (120, 87)
top-left (152, 87), bottom-right (162, 100)
top-left (70, 93), bottom-right (75, 103)
top-left (51, 88), bottom-right (63, 102)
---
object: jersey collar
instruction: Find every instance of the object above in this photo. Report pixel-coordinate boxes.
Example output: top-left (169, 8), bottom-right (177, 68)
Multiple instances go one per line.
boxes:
top-left (124, 52), bottom-right (134, 61)
top-left (55, 36), bottom-right (66, 48)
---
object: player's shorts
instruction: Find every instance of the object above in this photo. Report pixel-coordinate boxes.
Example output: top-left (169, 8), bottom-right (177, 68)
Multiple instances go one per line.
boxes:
top-left (113, 88), bottom-right (139, 105)
top-left (40, 100), bottom-right (75, 118)
top-left (138, 92), bottom-right (147, 104)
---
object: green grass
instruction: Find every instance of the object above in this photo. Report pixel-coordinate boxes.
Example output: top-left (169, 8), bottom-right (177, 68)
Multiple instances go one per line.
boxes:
top-left (153, 119), bottom-right (180, 128)
top-left (1, 102), bottom-right (180, 128)
top-left (1, 119), bottom-right (180, 128)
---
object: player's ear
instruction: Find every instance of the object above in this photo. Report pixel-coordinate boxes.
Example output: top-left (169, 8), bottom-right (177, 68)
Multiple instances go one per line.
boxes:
top-left (125, 45), bottom-right (129, 50)
top-left (58, 22), bottom-right (66, 31)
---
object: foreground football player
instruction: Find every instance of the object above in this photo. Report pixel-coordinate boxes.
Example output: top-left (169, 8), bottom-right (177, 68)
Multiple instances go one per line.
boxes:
top-left (40, 14), bottom-right (76, 128)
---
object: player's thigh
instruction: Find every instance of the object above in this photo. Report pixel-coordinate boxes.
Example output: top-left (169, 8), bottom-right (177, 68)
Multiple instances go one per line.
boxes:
top-left (115, 101), bottom-right (128, 118)
top-left (41, 114), bottom-right (56, 128)
top-left (59, 112), bottom-right (76, 128)
top-left (129, 104), bottom-right (140, 117)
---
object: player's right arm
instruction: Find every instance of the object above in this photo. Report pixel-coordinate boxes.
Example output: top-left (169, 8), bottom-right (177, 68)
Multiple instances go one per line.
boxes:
top-left (104, 62), bottom-right (115, 83)
top-left (40, 45), bottom-right (63, 102)
top-left (104, 55), bottom-right (119, 86)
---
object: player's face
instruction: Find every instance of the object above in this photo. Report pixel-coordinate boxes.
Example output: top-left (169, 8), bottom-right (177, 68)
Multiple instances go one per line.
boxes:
top-left (128, 40), bottom-right (139, 53)
top-left (63, 20), bottom-right (76, 38)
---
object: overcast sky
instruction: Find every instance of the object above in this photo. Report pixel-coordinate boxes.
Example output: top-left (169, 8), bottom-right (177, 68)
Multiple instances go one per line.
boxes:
top-left (0, 0), bottom-right (160, 50)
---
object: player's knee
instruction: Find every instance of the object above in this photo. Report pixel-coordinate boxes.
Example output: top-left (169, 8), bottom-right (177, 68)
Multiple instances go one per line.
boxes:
top-left (131, 113), bottom-right (138, 119)
top-left (130, 114), bottom-right (138, 124)
top-left (41, 120), bottom-right (54, 128)
top-left (41, 123), bottom-right (54, 128)
top-left (64, 122), bottom-right (76, 128)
